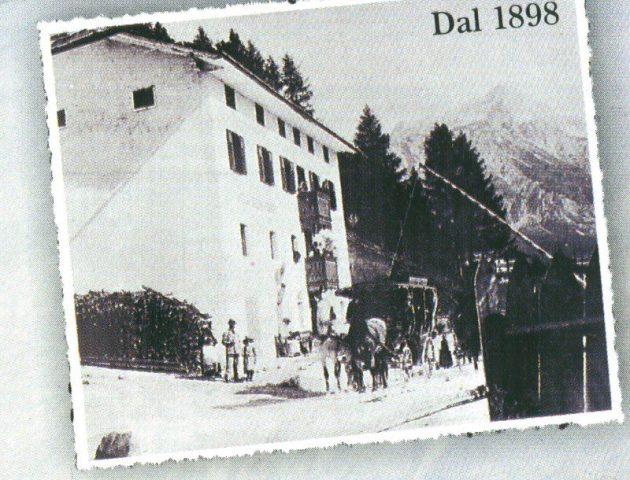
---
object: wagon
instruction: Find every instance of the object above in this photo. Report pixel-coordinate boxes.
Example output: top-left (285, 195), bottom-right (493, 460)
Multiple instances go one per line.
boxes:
top-left (336, 278), bottom-right (439, 362)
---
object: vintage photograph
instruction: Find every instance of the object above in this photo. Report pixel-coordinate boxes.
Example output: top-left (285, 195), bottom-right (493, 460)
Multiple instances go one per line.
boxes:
top-left (40, 0), bottom-right (621, 468)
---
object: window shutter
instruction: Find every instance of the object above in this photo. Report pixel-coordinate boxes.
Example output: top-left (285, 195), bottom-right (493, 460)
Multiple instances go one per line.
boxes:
top-left (258, 146), bottom-right (265, 183)
top-left (237, 135), bottom-right (246, 173)
top-left (227, 130), bottom-right (235, 171)
top-left (280, 158), bottom-right (287, 191)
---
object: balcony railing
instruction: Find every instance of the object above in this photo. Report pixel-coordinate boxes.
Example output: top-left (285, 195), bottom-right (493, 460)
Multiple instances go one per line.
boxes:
top-left (305, 255), bottom-right (339, 293)
top-left (298, 190), bottom-right (332, 233)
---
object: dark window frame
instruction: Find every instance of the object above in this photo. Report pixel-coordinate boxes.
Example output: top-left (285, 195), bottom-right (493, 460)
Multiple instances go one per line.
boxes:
top-left (57, 109), bottom-right (66, 128)
top-left (257, 145), bottom-right (275, 186)
top-left (296, 165), bottom-right (307, 191)
top-left (280, 157), bottom-right (296, 194)
top-left (309, 171), bottom-right (320, 192)
top-left (227, 129), bottom-right (247, 175)
top-left (278, 118), bottom-right (286, 138)
top-left (240, 224), bottom-right (248, 257)
top-left (323, 146), bottom-right (330, 163)
top-left (292, 127), bottom-right (301, 146)
top-left (225, 84), bottom-right (236, 109)
top-left (255, 103), bottom-right (265, 126)
top-left (307, 136), bottom-right (315, 154)
top-left (323, 180), bottom-right (337, 211)
top-left (133, 86), bottom-right (155, 110)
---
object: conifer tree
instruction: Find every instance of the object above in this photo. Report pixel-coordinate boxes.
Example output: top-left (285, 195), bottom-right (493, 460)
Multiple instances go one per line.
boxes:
top-left (263, 56), bottom-right (283, 91)
top-left (281, 54), bottom-right (314, 115)
top-left (216, 29), bottom-right (246, 62)
top-left (152, 23), bottom-right (174, 43)
top-left (422, 123), bottom-right (512, 360)
top-left (191, 26), bottom-right (213, 52)
top-left (423, 123), bottom-right (511, 277)
top-left (244, 41), bottom-right (265, 77)
top-left (121, 23), bottom-right (174, 43)
top-left (338, 107), bottom-right (407, 249)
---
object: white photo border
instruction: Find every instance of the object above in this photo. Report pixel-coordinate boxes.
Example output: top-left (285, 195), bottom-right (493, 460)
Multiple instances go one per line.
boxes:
top-left (38, 0), bottom-right (623, 470)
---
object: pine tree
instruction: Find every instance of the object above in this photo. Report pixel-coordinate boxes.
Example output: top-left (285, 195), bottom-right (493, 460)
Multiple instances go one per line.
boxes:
top-left (152, 23), bottom-right (174, 43)
top-left (191, 27), bottom-right (214, 52)
top-left (263, 56), bottom-right (283, 91)
top-left (423, 123), bottom-right (511, 277)
top-left (281, 54), bottom-right (314, 115)
top-left (422, 123), bottom-right (512, 360)
top-left (338, 107), bottom-right (407, 249)
top-left (120, 23), bottom-right (174, 43)
top-left (216, 29), bottom-right (246, 62)
top-left (244, 41), bottom-right (265, 78)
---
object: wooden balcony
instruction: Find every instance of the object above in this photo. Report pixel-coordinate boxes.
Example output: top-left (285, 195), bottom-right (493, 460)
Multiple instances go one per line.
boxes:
top-left (298, 190), bottom-right (332, 233)
top-left (305, 255), bottom-right (339, 293)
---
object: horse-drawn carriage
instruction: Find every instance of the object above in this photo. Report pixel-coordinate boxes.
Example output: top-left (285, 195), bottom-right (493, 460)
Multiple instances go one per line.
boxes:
top-left (318, 279), bottom-right (438, 392)
top-left (337, 278), bottom-right (438, 362)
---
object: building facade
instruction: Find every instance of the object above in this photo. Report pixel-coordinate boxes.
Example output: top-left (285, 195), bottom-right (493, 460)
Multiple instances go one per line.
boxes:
top-left (52, 31), bottom-right (353, 364)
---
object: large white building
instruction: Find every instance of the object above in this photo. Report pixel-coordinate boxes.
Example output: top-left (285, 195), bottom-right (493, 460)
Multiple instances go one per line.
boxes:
top-left (51, 30), bottom-right (353, 363)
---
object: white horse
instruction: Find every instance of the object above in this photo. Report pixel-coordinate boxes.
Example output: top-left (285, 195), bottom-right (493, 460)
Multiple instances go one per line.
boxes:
top-left (319, 334), bottom-right (353, 392)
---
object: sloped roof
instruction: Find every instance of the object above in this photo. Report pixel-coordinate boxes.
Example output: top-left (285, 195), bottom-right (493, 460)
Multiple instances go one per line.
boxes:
top-left (51, 28), bottom-right (357, 153)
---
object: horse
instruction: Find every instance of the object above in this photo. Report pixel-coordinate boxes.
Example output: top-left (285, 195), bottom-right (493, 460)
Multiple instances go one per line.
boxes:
top-left (319, 334), bottom-right (353, 392)
top-left (348, 317), bottom-right (389, 392)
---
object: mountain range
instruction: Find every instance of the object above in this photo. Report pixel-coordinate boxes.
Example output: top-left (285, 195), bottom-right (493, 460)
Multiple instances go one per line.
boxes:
top-left (390, 85), bottom-right (597, 255)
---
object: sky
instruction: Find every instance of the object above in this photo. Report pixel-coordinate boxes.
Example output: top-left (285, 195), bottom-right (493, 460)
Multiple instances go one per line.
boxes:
top-left (165, 0), bottom-right (588, 141)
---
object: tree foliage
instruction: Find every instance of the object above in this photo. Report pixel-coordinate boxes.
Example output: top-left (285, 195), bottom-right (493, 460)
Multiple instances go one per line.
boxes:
top-left (340, 106), bottom-right (408, 252)
top-left (193, 29), bottom-right (316, 114)
top-left (281, 54), bottom-right (315, 115)
top-left (191, 26), bottom-right (213, 52)
top-left (120, 22), bottom-right (175, 43)
top-left (423, 124), bottom-right (512, 278)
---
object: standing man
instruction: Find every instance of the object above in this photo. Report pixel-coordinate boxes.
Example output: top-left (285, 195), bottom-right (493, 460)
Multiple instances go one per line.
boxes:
top-left (222, 319), bottom-right (240, 382)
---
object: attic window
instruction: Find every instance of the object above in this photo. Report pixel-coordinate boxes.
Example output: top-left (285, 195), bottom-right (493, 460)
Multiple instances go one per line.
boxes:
top-left (255, 103), bottom-right (265, 126)
top-left (133, 86), bottom-right (155, 110)
top-left (57, 109), bottom-right (66, 128)
top-left (225, 85), bottom-right (236, 109)
top-left (307, 136), bottom-right (315, 154)
top-left (293, 127), bottom-right (301, 146)
top-left (278, 118), bottom-right (286, 138)
top-left (323, 146), bottom-right (330, 163)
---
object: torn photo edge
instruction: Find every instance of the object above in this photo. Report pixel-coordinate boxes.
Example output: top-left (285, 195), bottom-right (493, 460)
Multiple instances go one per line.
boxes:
top-left (37, 0), bottom-right (623, 470)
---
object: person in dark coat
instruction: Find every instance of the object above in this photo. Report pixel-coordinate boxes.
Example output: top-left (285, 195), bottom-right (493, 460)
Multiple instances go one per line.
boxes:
top-left (439, 333), bottom-right (453, 369)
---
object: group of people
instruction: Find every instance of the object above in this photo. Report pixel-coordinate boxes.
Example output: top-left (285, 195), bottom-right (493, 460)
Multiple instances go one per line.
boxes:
top-left (395, 331), bottom-right (456, 380)
top-left (206, 319), bottom-right (257, 382)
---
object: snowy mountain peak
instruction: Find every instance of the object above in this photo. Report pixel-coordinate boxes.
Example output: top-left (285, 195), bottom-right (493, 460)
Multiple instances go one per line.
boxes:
top-left (390, 85), bottom-right (595, 252)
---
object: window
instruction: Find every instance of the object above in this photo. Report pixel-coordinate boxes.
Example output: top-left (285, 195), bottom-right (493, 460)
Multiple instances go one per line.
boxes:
top-left (57, 109), bottom-right (66, 128)
top-left (280, 157), bottom-right (296, 193)
top-left (323, 180), bottom-right (337, 210)
top-left (240, 224), bottom-right (248, 257)
top-left (133, 86), bottom-right (155, 109)
top-left (309, 171), bottom-right (320, 191)
top-left (323, 146), bottom-right (330, 163)
top-left (307, 136), bottom-right (315, 154)
top-left (255, 103), bottom-right (265, 126)
top-left (292, 127), bottom-right (301, 146)
top-left (225, 84), bottom-right (236, 109)
top-left (269, 231), bottom-right (277, 259)
top-left (278, 118), bottom-right (286, 138)
top-left (226, 130), bottom-right (247, 174)
top-left (296, 165), bottom-right (307, 191)
top-left (257, 146), bottom-right (274, 186)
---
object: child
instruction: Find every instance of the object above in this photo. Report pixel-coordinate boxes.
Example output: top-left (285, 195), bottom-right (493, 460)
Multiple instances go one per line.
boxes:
top-left (243, 337), bottom-right (257, 382)
top-left (400, 340), bottom-right (413, 381)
